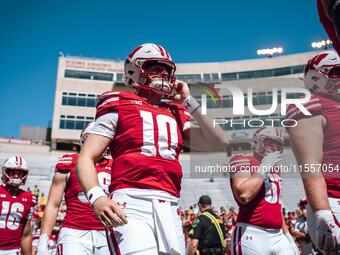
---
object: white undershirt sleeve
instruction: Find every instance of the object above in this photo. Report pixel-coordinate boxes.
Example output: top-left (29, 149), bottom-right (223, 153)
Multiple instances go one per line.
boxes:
top-left (91, 111), bottom-right (119, 139)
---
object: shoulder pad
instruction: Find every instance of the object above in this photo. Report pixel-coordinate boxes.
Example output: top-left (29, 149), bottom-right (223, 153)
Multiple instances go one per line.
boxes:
top-left (55, 153), bottom-right (78, 173)
top-left (285, 95), bottom-right (322, 132)
top-left (96, 91), bottom-right (140, 119)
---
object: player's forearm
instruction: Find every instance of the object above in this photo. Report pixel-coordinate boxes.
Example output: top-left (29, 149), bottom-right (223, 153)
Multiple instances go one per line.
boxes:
top-left (302, 177), bottom-right (331, 211)
top-left (40, 204), bottom-right (59, 235)
top-left (75, 152), bottom-right (100, 194)
top-left (190, 109), bottom-right (229, 151)
top-left (21, 234), bottom-right (32, 255)
top-left (233, 176), bottom-right (264, 204)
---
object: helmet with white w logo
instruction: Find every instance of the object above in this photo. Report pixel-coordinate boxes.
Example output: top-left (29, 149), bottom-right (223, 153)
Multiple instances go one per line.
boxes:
top-left (2, 156), bottom-right (29, 186)
top-left (79, 122), bottom-right (95, 149)
top-left (251, 126), bottom-right (284, 158)
top-left (303, 50), bottom-right (340, 97)
top-left (124, 43), bottom-right (176, 95)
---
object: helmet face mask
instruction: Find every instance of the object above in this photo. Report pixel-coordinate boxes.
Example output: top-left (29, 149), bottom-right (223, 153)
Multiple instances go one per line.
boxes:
top-left (303, 51), bottom-right (340, 97)
top-left (2, 156), bottom-right (29, 186)
top-left (251, 127), bottom-right (284, 159)
top-left (125, 44), bottom-right (177, 96)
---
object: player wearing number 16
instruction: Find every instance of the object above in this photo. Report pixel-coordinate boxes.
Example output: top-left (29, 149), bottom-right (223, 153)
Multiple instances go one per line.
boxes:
top-left (0, 156), bottom-right (36, 255)
top-left (36, 122), bottom-right (112, 255)
top-left (228, 127), bottom-right (299, 255)
top-left (75, 43), bottom-right (229, 255)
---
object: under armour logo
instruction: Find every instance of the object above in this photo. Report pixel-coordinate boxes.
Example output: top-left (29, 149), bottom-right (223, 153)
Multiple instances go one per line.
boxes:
top-left (184, 102), bottom-right (191, 110)
top-left (159, 200), bottom-right (165, 203)
top-left (117, 202), bottom-right (126, 208)
top-left (330, 224), bottom-right (335, 229)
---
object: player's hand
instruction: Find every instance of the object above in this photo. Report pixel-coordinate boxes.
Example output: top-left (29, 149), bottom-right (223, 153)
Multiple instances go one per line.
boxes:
top-left (166, 80), bottom-right (190, 104)
top-left (36, 233), bottom-right (50, 255)
top-left (92, 196), bottom-right (128, 228)
top-left (315, 210), bottom-right (340, 254)
top-left (257, 151), bottom-right (282, 178)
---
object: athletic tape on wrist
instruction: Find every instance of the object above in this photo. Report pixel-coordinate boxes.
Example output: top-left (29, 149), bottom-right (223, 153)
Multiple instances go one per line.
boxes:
top-left (315, 210), bottom-right (333, 223)
top-left (181, 96), bottom-right (200, 114)
top-left (86, 186), bottom-right (106, 206)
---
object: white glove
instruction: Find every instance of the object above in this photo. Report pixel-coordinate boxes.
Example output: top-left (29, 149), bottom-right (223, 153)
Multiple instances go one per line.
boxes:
top-left (257, 151), bottom-right (282, 179)
top-left (36, 233), bottom-right (49, 255)
top-left (315, 210), bottom-right (340, 254)
top-left (284, 232), bottom-right (300, 255)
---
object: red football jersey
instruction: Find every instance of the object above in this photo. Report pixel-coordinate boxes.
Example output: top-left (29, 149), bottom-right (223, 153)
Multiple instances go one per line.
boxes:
top-left (32, 229), bottom-right (58, 255)
top-left (96, 91), bottom-right (191, 197)
top-left (0, 185), bottom-right (36, 249)
top-left (229, 154), bottom-right (283, 230)
top-left (317, 0), bottom-right (340, 56)
top-left (286, 95), bottom-right (340, 198)
top-left (55, 153), bottom-right (112, 230)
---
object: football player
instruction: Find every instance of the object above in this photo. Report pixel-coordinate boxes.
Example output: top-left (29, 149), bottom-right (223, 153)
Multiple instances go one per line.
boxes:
top-left (0, 156), bottom-right (36, 255)
top-left (228, 126), bottom-right (299, 255)
top-left (75, 43), bottom-right (229, 254)
top-left (286, 51), bottom-right (340, 255)
top-left (32, 215), bottom-right (63, 255)
top-left (36, 122), bottom-right (112, 255)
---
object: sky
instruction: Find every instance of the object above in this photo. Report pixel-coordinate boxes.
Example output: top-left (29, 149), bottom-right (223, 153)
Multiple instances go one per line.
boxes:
top-left (0, 0), bottom-right (329, 138)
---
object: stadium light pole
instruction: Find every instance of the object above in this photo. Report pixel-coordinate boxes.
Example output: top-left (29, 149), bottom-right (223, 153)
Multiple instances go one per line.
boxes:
top-left (257, 47), bottom-right (283, 58)
top-left (311, 39), bottom-right (332, 49)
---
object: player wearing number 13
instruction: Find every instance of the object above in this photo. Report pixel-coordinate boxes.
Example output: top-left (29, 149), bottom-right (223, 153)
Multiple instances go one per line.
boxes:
top-left (75, 43), bottom-right (229, 255)
top-left (36, 122), bottom-right (112, 255)
top-left (228, 127), bottom-right (299, 255)
top-left (0, 156), bottom-right (36, 255)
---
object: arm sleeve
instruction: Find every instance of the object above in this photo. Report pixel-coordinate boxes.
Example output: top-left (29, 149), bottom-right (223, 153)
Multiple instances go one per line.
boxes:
top-left (91, 111), bottom-right (119, 139)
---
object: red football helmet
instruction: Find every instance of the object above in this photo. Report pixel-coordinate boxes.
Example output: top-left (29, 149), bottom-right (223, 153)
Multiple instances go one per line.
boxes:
top-left (303, 50), bottom-right (340, 97)
top-left (2, 156), bottom-right (29, 186)
top-left (251, 127), bottom-right (284, 158)
top-left (124, 43), bottom-right (176, 95)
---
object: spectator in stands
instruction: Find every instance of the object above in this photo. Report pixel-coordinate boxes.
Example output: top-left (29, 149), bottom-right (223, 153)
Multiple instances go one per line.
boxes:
top-left (183, 224), bottom-right (192, 255)
top-left (193, 204), bottom-right (199, 215)
top-left (39, 192), bottom-right (47, 209)
top-left (294, 199), bottom-right (315, 255)
top-left (189, 206), bottom-right (194, 215)
top-left (27, 187), bottom-right (32, 193)
top-left (34, 185), bottom-right (39, 199)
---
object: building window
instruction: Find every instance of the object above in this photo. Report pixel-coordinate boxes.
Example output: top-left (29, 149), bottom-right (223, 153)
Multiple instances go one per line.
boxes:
top-left (62, 92), bottom-right (100, 107)
top-left (64, 69), bottom-right (113, 81)
top-left (59, 115), bottom-right (94, 130)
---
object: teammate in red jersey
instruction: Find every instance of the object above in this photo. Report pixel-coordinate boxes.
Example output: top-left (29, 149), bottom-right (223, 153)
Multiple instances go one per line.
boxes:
top-left (0, 156), bottom-right (36, 255)
top-left (318, 0), bottom-right (340, 55)
top-left (32, 215), bottom-right (63, 255)
top-left (75, 43), bottom-right (229, 254)
top-left (286, 51), bottom-right (340, 254)
top-left (228, 127), bottom-right (299, 255)
top-left (36, 122), bottom-right (112, 255)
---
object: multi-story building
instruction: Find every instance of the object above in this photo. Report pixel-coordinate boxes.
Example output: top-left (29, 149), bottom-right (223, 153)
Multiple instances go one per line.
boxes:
top-left (51, 51), bottom-right (321, 152)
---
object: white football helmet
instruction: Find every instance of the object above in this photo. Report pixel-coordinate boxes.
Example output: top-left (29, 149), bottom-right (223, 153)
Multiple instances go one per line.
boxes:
top-left (79, 122), bottom-right (95, 148)
top-left (303, 50), bottom-right (340, 96)
top-left (124, 43), bottom-right (176, 95)
top-left (251, 127), bottom-right (284, 158)
top-left (80, 122), bottom-right (110, 156)
top-left (2, 156), bottom-right (29, 186)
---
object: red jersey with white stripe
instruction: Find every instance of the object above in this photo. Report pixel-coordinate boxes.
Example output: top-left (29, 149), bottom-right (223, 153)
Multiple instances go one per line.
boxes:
top-left (285, 95), bottom-right (340, 198)
top-left (32, 229), bottom-right (58, 255)
top-left (96, 91), bottom-right (191, 197)
top-left (0, 185), bottom-right (36, 249)
top-left (229, 154), bottom-right (283, 230)
top-left (317, 0), bottom-right (340, 55)
top-left (55, 154), bottom-right (112, 230)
